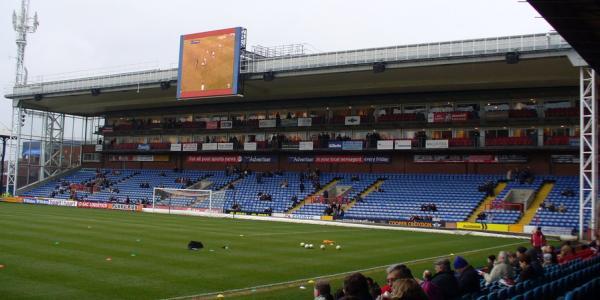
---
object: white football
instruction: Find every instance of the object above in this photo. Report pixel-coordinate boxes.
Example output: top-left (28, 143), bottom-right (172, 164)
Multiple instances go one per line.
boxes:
top-left (304, 244), bottom-right (310, 249)
top-left (320, 245), bottom-right (326, 250)
top-left (309, 244), bottom-right (314, 249)
top-left (336, 245), bottom-right (341, 250)
top-left (300, 242), bottom-right (305, 247)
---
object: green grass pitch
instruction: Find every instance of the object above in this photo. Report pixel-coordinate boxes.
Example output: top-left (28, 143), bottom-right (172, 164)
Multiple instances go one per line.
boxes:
top-left (0, 203), bottom-right (527, 299)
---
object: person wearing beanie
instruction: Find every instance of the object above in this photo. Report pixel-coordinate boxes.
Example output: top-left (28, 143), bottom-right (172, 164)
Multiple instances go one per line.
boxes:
top-left (453, 256), bottom-right (481, 296)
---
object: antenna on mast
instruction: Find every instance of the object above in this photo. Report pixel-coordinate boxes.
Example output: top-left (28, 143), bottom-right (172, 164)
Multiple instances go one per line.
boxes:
top-left (12, 0), bottom-right (39, 86)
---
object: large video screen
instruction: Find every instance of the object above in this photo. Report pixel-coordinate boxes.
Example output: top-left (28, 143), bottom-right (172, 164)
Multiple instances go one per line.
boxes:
top-left (177, 27), bottom-right (242, 99)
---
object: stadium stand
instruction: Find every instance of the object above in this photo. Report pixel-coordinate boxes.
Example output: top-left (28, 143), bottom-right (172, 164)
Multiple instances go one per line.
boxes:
top-left (343, 174), bottom-right (503, 222)
top-left (22, 170), bottom-right (592, 229)
top-left (529, 176), bottom-right (590, 229)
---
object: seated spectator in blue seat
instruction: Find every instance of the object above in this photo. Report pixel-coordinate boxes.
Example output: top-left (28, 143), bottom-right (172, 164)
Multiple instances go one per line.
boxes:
top-left (454, 256), bottom-right (481, 296)
top-left (430, 258), bottom-right (459, 299)
top-left (420, 270), bottom-right (443, 300)
top-left (517, 255), bottom-right (536, 282)
top-left (391, 278), bottom-right (428, 300)
top-left (482, 251), bottom-right (514, 285)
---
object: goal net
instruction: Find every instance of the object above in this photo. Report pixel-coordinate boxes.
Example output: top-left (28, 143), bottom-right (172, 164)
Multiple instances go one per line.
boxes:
top-left (151, 188), bottom-right (227, 213)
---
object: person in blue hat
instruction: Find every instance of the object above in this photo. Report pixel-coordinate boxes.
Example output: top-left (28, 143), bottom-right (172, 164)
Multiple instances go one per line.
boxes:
top-left (453, 256), bottom-right (481, 296)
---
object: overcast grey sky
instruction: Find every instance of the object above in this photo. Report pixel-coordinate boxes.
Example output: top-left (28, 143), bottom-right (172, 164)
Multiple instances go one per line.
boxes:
top-left (0, 0), bottom-right (553, 134)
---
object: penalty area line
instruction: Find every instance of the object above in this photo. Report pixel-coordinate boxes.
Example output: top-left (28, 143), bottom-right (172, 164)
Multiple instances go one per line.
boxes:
top-left (163, 240), bottom-right (527, 300)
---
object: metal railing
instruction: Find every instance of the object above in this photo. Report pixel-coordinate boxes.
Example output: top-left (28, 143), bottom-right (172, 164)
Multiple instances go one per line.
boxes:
top-left (243, 32), bottom-right (569, 73)
top-left (6, 32), bottom-right (570, 98)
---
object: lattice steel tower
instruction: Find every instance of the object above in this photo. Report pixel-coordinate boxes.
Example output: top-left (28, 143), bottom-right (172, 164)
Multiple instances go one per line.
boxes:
top-left (12, 0), bottom-right (39, 86)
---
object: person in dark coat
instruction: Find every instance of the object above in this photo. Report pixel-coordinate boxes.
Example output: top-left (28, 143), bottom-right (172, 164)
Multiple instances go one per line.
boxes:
top-left (453, 256), bottom-right (481, 296)
top-left (525, 249), bottom-right (544, 278)
top-left (517, 255), bottom-right (536, 282)
top-left (430, 259), bottom-right (459, 300)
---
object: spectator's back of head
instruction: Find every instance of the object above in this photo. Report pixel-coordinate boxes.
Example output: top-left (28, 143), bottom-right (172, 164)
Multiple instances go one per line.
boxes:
top-left (390, 278), bottom-right (428, 300)
top-left (343, 273), bottom-right (372, 299)
top-left (387, 264), bottom-right (413, 279)
top-left (315, 280), bottom-right (332, 299)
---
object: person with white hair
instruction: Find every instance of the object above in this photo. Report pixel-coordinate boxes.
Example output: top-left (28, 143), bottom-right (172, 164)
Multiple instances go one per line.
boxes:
top-left (480, 251), bottom-right (515, 285)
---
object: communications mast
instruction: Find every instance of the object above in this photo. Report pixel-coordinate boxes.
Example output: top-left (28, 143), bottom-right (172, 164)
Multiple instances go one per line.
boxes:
top-left (12, 0), bottom-right (39, 86)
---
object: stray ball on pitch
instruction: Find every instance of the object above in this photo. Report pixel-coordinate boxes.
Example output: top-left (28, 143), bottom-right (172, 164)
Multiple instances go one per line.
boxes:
top-left (304, 244), bottom-right (310, 249)
top-left (320, 245), bottom-right (326, 250)
top-left (300, 242), bottom-right (305, 247)
top-left (336, 245), bottom-right (341, 250)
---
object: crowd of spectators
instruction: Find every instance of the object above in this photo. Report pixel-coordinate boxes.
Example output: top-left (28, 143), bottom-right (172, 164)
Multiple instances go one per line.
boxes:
top-left (310, 230), bottom-right (599, 300)
top-left (323, 203), bottom-right (344, 218)
top-left (539, 202), bottom-right (567, 213)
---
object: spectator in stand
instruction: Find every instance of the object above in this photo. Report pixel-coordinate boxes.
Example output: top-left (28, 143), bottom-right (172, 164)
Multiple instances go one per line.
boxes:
top-left (542, 245), bottom-right (558, 267)
top-left (453, 256), bottom-right (480, 296)
top-left (342, 273), bottom-right (373, 300)
top-left (530, 227), bottom-right (547, 252)
top-left (390, 278), bottom-right (428, 300)
top-left (365, 277), bottom-right (381, 300)
top-left (557, 203), bottom-right (567, 213)
top-left (517, 255), bottom-right (536, 282)
top-left (380, 264), bottom-right (414, 296)
top-left (300, 182), bottom-right (305, 193)
top-left (508, 252), bottom-right (521, 275)
top-left (561, 188), bottom-right (575, 197)
top-left (429, 258), bottom-right (459, 300)
top-left (420, 270), bottom-right (443, 300)
top-left (314, 280), bottom-right (334, 300)
top-left (280, 179), bottom-right (288, 188)
top-left (525, 248), bottom-right (544, 277)
top-left (589, 239), bottom-right (599, 254)
top-left (558, 244), bottom-right (576, 263)
top-left (482, 251), bottom-right (514, 285)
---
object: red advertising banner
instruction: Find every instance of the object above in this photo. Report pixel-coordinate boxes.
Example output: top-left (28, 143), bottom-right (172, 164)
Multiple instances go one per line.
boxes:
top-left (187, 155), bottom-right (242, 163)
top-left (451, 112), bottom-right (469, 121)
top-left (77, 201), bottom-right (110, 209)
top-left (206, 121), bottom-right (219, 129)
top-left (433, 112), bottom-right (450, 123)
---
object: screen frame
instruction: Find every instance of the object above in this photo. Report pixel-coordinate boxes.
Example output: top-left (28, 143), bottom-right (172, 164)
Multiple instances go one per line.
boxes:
top-left (176, 27), bottom-right (242, 100)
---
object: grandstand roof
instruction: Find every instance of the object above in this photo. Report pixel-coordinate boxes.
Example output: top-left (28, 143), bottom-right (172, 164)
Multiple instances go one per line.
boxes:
top-left (4, 32), bottom-right (582, 116)
top-left (528, 0), bottom-right (600, 71)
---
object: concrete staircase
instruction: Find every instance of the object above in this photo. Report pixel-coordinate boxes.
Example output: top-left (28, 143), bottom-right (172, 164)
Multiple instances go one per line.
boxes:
top-left (217, 176), bottom-right (243, 191)
top-left (286, 178), bottom-right (340, 213)
top-left (467, 182), bottom-right (508, 222)
top-left (517, 182), bottom-right (555, 226)
top-left (343, 178), bottom-right (386, 211)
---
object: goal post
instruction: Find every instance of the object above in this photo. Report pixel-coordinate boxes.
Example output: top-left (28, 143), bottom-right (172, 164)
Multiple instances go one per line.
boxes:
top-left (151, 188), bottom-right (227, 213)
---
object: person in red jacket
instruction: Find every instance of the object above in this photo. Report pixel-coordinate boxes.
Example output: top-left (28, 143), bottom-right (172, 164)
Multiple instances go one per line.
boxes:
top-left (531, 227), bottom-right (547, 252)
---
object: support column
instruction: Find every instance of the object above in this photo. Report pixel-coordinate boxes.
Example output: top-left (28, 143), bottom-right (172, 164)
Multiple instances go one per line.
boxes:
top-left (579, 67), bottom-right (597, 240)
top-left (7, 105), bottom-right (22, 195)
